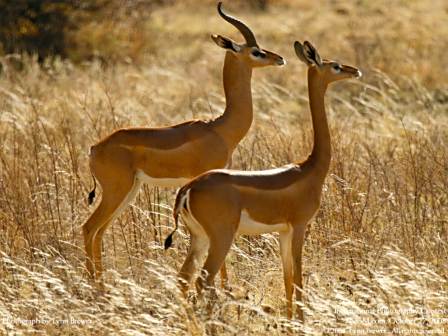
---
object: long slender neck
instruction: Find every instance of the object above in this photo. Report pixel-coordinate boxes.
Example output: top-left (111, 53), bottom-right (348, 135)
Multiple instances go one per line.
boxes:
top-left (305, 68), bottom-right (331, 178)
top-left (211, 52), bottom-right (253, 151)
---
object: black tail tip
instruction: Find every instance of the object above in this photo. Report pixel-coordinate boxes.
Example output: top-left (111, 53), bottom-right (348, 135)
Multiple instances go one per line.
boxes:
top-left (88, 190), bottom-right (96, 205)
top-left (164, 233), bottom-right (174, 250)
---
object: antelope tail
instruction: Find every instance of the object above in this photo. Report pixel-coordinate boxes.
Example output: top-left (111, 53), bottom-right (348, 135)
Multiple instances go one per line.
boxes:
top-left (164, 185), bottom-right (190, 250)
top-left (87, 172), bottom-right (97, 205)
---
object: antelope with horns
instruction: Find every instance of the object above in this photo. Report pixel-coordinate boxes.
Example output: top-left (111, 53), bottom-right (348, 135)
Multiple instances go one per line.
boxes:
top-left (82, 2), bottom-right (285, 279)
top-left (165, 40), bottom-right (361, 320)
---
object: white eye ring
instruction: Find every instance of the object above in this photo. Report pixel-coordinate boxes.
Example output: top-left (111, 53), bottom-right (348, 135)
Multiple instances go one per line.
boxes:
top-left (331, 64), bottom-right (342, 74)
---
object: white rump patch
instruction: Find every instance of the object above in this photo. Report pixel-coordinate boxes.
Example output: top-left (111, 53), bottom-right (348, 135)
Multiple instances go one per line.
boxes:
top-left (237, 210), bottom-right (287, 235)
top-left (136, 169), bottom-right (189, 188)
top-left (175, 188), bottom-right (190, 217)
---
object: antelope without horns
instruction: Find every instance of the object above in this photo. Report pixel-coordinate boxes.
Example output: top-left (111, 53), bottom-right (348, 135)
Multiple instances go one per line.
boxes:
top-left (165, 40), bottom-right (361, 321)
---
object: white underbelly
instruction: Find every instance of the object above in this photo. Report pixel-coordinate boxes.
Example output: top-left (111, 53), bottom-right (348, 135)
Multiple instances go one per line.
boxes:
top-left (136, 169), bottom-right (190, 188)
top-left (237, 210), bottom-right (288, 235)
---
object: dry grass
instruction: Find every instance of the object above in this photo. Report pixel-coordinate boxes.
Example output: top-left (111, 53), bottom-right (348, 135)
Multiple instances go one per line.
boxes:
top-left (1, 1), bottom-right (447, 335)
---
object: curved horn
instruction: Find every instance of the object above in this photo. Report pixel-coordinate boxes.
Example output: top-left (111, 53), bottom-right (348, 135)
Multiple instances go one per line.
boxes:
top-left (217, 2), bottom-right (258, 47)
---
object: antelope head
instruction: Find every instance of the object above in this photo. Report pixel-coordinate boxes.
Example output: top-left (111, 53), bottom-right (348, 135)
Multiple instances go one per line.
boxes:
top-left (212, 2), bottom-right (285, 68)
top-left (294, 40), bottom-right (362, 84)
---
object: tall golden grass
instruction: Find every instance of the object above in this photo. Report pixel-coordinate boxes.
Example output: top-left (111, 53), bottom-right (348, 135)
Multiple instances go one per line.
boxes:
top-left (0, 1), bottom-right (447, 334)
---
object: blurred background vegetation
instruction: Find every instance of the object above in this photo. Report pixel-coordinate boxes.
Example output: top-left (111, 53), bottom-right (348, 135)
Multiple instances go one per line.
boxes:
top-left (1, 0), bottom-right (447, 88)
top-left (0, 0), bottom-right (157, 62)
top-left (0, 0), bottom-right (270, 62)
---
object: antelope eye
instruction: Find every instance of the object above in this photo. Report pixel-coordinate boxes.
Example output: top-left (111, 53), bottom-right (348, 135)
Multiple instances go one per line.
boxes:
top-left (332, 64), bottom-right (342, 73)
top-left (251, 50), bottom-right (265, 58)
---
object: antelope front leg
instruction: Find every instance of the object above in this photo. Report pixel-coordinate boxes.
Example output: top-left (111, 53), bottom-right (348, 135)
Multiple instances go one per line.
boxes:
top-left (292, 224), bottom-right (307, 322)
top-left (279, 228), bottom-right (294, 319)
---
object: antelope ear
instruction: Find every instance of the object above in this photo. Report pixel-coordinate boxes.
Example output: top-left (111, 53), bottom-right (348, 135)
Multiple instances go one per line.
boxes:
top-left (303, 40), bottom-right (323, 67)
top-left (294, 41), bottom-right (312, 65)
top-left (211, 34), bottom-right (241, 53)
